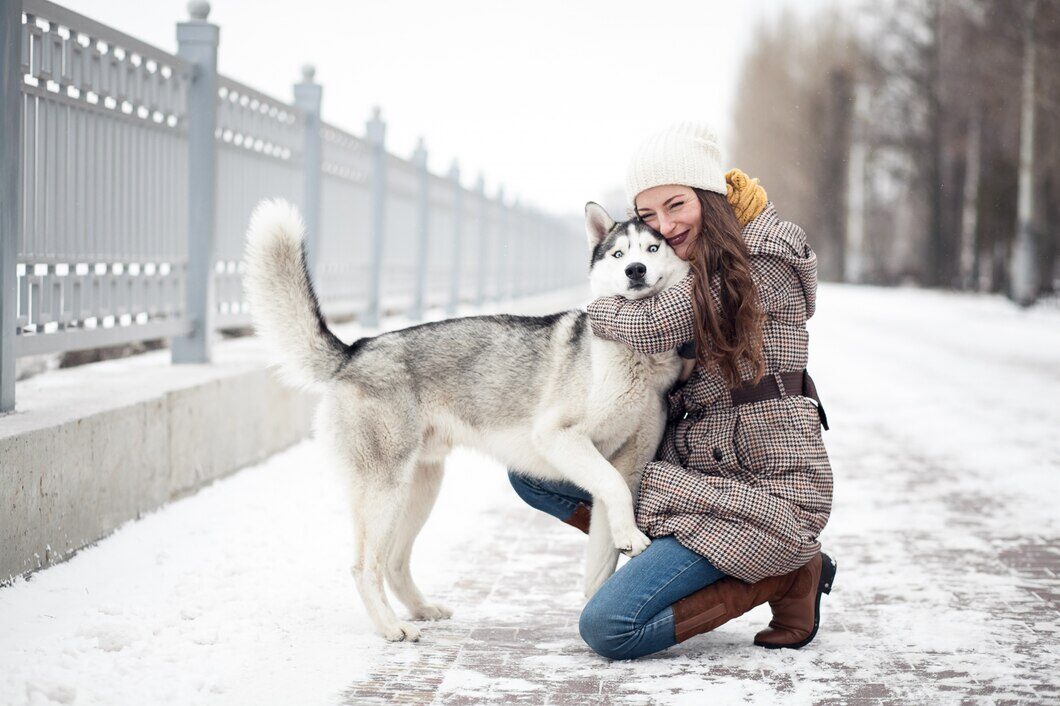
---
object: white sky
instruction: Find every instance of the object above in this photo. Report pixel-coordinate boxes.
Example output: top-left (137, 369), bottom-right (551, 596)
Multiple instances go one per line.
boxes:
top-left (64, 0), bottom-right (838, 216)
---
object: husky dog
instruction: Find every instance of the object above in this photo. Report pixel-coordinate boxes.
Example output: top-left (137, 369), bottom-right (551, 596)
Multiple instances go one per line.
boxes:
top-left (241, 199), bottom-right (689, 642)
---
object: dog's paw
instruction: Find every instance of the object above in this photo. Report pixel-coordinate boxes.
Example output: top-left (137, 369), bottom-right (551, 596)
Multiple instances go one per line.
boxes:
top-left (381, 621), bottom-right (421, 642)
top-left (614, 527), bottom-right (651, 557)
top-left (411, 603), bottom-right (452, 621)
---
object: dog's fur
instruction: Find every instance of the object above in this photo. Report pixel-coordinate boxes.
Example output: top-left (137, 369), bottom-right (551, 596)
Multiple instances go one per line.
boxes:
top-left (241, 199), bottom-right (689, 641)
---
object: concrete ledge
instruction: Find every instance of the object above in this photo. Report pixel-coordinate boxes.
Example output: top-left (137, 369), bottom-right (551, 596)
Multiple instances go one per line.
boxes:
top-left (0, 286), bottom-right (589, 582)
top-left (1, 335), bottom-right (319, 581)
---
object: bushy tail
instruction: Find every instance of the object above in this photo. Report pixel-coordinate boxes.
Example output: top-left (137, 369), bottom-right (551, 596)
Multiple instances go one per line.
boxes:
top-left (242, 199), bottom-right (350, 388)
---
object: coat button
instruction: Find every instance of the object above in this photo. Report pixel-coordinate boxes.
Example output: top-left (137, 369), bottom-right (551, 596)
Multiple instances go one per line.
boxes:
top-left (713, 447), bottom-right (723, 462)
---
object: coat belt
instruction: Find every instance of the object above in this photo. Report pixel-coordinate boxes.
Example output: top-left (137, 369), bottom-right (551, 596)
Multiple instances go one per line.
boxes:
top-left (682, 369), bottom-right (829, 430)
top-left (733, 370), bottom-right (829, 430)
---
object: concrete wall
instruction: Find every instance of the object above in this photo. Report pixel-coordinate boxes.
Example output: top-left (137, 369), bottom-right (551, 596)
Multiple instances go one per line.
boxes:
top-left (0, 338), bottom-right (318, 582)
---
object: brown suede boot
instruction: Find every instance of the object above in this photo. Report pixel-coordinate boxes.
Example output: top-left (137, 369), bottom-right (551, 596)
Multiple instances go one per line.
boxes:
top-left (671, 571), bottom-right (795, 643)
top-left (754, 551), bottom-right (837, 650)
top-left (562, 502), bottom-right (592, 534)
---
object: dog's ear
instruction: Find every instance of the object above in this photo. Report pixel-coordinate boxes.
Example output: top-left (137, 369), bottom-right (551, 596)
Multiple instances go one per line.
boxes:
top-left (584, 202), bottom-right (615, 249)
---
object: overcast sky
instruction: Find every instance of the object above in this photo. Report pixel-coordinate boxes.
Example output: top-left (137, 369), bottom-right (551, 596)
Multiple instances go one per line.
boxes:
top-left (66, 0), bottom-right (839, 216)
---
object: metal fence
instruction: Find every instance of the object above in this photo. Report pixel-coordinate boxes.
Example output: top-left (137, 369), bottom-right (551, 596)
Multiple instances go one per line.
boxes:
top-left (0, 0), bottom-right (583, 412)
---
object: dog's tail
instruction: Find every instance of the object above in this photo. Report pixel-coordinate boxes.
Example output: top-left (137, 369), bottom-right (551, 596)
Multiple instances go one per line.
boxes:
top-left (242, 199), bottom-right (351, 388)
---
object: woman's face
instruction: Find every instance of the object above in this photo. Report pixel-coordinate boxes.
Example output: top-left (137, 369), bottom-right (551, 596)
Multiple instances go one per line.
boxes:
top-left (634, 184), bottom-right (702, 261)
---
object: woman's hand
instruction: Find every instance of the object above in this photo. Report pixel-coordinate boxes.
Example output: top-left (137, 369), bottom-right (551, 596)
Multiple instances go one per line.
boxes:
top-left (725, 168), bottom-right (768, 226)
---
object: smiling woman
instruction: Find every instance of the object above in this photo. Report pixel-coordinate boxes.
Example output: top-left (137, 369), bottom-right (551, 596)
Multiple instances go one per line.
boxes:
top-left (511, 121), bottom-right (835, 661)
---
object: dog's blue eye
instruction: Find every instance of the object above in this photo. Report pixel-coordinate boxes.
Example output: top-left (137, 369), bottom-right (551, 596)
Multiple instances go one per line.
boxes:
top-left (648, 244), bottom-right (659, 253)
top-left (612, 251), bottom-right (624, 259)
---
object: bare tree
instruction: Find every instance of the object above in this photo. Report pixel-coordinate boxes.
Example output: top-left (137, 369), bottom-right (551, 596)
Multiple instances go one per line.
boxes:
top-left (1010, 0), bottom-right (1040, 304)
top-left (730, 7), bottom-right (859, 282)
top-left (731, 0), bottom-right (1060, 300)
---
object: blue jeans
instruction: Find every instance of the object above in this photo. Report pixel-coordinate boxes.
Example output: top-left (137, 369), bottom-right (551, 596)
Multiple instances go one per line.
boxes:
top-left (508, 471), bottom-right (727, 660)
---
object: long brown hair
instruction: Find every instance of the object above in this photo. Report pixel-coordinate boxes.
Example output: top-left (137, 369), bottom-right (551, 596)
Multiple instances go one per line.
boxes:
top-left (687, 188), bottom-right (765, 388)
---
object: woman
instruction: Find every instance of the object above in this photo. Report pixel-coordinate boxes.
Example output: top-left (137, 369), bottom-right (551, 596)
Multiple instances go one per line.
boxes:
top-left (508, 122), bottom-right (835, 660)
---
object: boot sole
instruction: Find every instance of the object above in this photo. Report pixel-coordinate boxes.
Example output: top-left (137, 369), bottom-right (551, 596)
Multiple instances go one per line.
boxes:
top-left (754, 552), bottom-right (836, 650)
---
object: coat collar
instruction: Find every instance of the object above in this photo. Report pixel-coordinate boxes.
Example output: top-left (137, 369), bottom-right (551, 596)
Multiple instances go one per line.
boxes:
top-left (739, 202), bottom-right (818, 319)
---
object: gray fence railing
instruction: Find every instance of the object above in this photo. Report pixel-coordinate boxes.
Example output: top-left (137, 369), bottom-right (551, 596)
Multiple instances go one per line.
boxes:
top-left (0, 0), bottom-right (583, 412)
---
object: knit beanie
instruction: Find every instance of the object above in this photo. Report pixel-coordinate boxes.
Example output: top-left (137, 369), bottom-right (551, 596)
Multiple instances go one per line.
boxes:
top-left (625, 122), bottom-right (726, 208)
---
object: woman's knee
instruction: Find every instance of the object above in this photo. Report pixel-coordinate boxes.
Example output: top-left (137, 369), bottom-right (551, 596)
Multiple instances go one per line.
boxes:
top-left (579, 593), bottom-right (637, 660)
top-left (507, 469), bottom-right (541, 507)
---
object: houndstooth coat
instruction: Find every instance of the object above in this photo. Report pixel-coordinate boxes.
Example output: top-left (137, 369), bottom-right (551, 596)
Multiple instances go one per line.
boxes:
top-left (586, 203), bottom-right (833, 583)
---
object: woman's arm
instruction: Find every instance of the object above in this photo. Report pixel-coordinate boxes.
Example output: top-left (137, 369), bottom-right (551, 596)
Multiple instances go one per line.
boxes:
top-left (585, 271), bottom-right (696, 355)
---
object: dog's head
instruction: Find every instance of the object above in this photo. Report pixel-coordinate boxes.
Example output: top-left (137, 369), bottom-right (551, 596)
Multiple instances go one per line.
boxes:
top-left (585, 202), bottom-right (690, 300)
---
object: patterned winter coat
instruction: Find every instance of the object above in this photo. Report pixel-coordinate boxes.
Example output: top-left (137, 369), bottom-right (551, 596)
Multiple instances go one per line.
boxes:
top-left (585, 203), bottom-right (833, 583)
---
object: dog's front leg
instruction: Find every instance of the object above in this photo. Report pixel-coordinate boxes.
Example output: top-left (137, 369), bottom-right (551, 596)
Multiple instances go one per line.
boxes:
top-left (532, 426), bottom-right (650, 557)
top-left (584, 500), bottom-right (619, 598)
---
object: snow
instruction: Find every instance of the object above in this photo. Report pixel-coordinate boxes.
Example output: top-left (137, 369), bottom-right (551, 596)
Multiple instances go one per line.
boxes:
top-left (2, 283), bottom-right (1059, 705)
top-left (0, 440), bottom-right (547, 705)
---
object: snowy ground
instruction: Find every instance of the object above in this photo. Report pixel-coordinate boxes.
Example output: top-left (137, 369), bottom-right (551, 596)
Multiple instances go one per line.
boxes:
top-left (1, 284), bottom-right (1059, 705)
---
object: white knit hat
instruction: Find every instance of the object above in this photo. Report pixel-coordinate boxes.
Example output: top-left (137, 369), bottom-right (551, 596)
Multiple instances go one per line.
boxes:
top-left (625, 121), bottom-right (726, 208)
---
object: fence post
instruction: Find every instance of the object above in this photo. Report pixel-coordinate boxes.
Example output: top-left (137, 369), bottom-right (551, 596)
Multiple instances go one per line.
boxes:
top-left (172, 1), bottom-right (219, 364)
top-left (362, 107), bottom-right (385, 328)
top-left (446, 161), bottom-right (461, 316)
top-left (539, 210), bottom-right (547, 293)
top-left (532, 207), bottom-right (541, 294)
top-left (475, 174), bottom-right (487, 307)
top-left (545, 214), bottom-right (553, 291)
top-left (550, 217), bottom-right (559, 290)
top-left (0, 0), bottom-right (21, 412)
top-left (494, 186), bottom-right (505, 304)
top-left (537, 213), bottom-right (545, 293)
top-left (293, 64), bottom-right (322, 280)
top-left (511, 198), bottom-right (521, 300)
top-left (521, 204), bottom-right (530, 297)
top-left (1010, 0), bottom-right (1039, 305)
top-left (526, 206), bottom-right (535, 295)
top-left (409, 137), bottom-right (429, 321)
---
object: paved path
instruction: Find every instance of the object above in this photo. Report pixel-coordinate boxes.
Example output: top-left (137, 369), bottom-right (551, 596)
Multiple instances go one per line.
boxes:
top-left (337, 442), bottom-right (1058, 704)
top-left (2, 284), bottom-right (1058, 705)
top-left (341, 285), bottom-right (1060, 704)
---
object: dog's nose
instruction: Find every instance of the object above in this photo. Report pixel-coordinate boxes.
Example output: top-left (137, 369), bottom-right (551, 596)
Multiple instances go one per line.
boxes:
top-left (625, 262), bottom-right (647, 281)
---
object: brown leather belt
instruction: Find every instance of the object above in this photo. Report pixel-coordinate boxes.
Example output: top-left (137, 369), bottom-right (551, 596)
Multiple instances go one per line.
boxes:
top-left (730, 370), bottom-right (829, 430)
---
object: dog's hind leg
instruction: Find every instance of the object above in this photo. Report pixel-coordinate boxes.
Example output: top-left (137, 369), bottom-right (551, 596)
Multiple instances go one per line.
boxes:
top-left (386, 460), bottom-right (452, 621)
top-left (351, 471), bottom-right (422, 642)
top-left (584, 499), bottom-right (619, 598)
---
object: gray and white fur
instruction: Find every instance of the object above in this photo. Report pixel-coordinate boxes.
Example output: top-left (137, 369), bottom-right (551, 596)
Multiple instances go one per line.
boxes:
top-left (241, 199), bottom-right (689, 642)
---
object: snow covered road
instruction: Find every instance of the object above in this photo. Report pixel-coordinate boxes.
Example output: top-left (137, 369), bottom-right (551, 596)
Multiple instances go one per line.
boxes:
top-left (2, 284), bottom-right (1058, 705)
